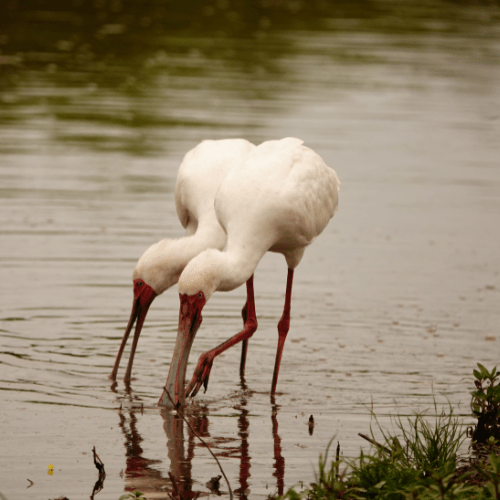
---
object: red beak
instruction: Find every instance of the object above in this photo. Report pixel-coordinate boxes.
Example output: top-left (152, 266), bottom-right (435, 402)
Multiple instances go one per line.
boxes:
top-left (110, 281), bottom-right (156, 381)
top-left (158, 293), bottom-right (205, 407)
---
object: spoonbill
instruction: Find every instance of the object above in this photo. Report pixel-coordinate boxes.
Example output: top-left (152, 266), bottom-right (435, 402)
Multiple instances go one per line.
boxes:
top-left (110, 138), bottom-right (256, 381)
top-left (159, 137), bottom-right (340, 406)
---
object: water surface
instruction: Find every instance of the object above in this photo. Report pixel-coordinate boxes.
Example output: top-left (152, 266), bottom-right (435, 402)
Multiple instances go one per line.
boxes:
top-left (1, 1), bottom-right (500, 498)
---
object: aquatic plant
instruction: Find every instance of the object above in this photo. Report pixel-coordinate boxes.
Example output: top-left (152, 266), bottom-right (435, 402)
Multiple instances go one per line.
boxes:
top-left (470, 363), bottom-right (500, 446)
top-left (274, 364), bottom-right (500, 500)
top-left (119, 492), bottom-right (148, 500)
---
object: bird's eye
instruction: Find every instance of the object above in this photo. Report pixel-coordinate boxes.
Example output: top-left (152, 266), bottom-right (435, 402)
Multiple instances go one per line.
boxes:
top-left (198, 292), bottom-right (203, 299)
top-left (137, 281), bottom-right (143, 286)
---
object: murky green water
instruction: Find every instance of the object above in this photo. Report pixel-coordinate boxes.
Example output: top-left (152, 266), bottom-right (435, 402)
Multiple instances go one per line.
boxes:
top-left (1, 1), bottom-right (500, 498)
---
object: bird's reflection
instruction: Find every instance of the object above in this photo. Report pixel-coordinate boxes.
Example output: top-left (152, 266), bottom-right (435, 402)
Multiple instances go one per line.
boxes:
top-left (118, 407), bottom-right (169, 495)
top-left (271, 402), bottom-right (285, 497)
top-left (161, 407), bottom-right (198, 499)
top-left (115, 385), bottom-right (285, 499)
top-left (215, 386), bottom-right (252, 498)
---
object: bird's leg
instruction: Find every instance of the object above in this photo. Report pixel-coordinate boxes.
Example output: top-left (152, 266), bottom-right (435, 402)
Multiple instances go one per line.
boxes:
top-left (240, 299), bottom-right (248, 379)
top-left (186, 275), bottom-right (258, 398)
top-left (271, 268), bottom-right (294, 396)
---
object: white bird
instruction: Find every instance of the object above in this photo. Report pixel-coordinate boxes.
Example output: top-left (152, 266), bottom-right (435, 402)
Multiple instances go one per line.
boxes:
top-left (110, 138), bottom-right (256, 381)
top-left (159, 137), bottom-right (340, 406)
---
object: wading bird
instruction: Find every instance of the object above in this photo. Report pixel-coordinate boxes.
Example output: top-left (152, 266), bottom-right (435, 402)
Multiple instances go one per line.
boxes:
top-left (159, 137), bottom-right (340, 406)
top-left (110, 139), bottom-right (256, 381)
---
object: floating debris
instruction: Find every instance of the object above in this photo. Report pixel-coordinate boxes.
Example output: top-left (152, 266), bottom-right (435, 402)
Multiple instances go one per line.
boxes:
top-left (308, 415), bottom-right (315, 436)
top-left (91, 446), bottom-right (106, 500)
top-left (206, 474), bottom-right (222, 495)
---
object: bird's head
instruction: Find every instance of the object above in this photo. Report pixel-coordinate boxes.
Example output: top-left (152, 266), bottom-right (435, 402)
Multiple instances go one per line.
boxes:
top-left (109, 276), bottom-right (157, 381)
top-left (160, 249), bottom-right (224, 406)
top-left (110, 239), bottom-right (181, 381)
top-left (132, 278), bottom-right (157, 310)
top-left (132, 238), bottom-right (184, 295)
top-left (159, 289), bottom-right (206, 406)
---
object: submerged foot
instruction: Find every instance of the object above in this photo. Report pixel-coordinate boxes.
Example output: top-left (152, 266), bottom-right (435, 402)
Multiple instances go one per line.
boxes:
top-left (186, 352), bottom-right (215, 398)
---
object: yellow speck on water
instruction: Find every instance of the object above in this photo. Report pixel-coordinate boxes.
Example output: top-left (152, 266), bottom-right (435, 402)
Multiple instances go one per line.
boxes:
top-left (48, 464), bottom-right (54, 475)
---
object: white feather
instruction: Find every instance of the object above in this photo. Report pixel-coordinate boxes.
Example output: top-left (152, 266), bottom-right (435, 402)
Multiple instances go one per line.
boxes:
top-left (178, 137), bottom-right (340, 298)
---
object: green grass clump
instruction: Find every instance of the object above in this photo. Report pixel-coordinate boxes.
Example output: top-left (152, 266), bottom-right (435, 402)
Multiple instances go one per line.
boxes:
top-left (301, 405), bottom-right (480, 500)
top-left (275, 363), bottom-right (500, 500)
top-left (277, 406), bottom-right (499, 499)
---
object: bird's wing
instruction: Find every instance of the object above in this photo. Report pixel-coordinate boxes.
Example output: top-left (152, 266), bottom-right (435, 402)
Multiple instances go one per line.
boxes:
top-left (174, 139), bottom-right (255, 233)
top-left (282, 144), bottom-right (340, 243)
top-left (215, 138), bottom-right (339, 251)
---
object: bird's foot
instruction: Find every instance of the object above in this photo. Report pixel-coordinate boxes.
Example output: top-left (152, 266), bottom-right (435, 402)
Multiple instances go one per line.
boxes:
top-left (186, 352), bottom-right (214, 398)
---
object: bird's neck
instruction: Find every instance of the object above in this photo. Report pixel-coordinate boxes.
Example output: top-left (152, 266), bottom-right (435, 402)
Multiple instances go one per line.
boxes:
top-left (168, 226), bottom-right (226, 282)
top-left (212, 234), bottom-right (274, 293)
top-left (180, 224), bottom-right (226, 262)
top-left (178, 244), bottom-right (266, 299)
top-left (139, 225), bottom-right (227, 295)
top-left (217, 250), bottom-right (261, 293)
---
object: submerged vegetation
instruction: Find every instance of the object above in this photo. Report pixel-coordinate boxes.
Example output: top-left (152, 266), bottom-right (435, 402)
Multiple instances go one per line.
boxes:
top-left (274, 364), bottom-right (500, 500)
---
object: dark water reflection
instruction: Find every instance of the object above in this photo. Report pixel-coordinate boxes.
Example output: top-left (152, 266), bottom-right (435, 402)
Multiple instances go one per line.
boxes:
top-left (2, 0), bottom-right (498, 155)
top-left (1, 0), bottom-right (500, 499)
top-left (116, 388), bottom-right (285, 499)
top-left (1, 0), bottom-right (324, 155)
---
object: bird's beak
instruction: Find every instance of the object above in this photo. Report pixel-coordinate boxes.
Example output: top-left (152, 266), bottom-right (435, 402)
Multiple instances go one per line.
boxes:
top-left (110, 284), bottom-right (156, 381)
top-left (159, 293), bottom-right (205, 407)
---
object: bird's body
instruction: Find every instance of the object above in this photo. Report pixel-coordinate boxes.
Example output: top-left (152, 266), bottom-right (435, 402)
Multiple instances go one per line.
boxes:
top-left (110, 138), bottom-right (256, 381)
top-left (159, 137), bottom-right (339, 406)
top-left (134, 138), bottom-right (257, 291)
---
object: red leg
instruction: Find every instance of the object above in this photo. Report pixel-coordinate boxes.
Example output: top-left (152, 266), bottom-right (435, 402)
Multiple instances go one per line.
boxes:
top-left (271, 268), bottom-right (294, 396)
top-left (240, 299), bottom-right (248, 378)
top-left (186, 275), bottom-right (257, 398)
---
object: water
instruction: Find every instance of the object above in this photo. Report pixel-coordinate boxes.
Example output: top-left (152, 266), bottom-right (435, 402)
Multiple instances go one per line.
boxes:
top-left (1, 1), bottom-right (500, 498)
